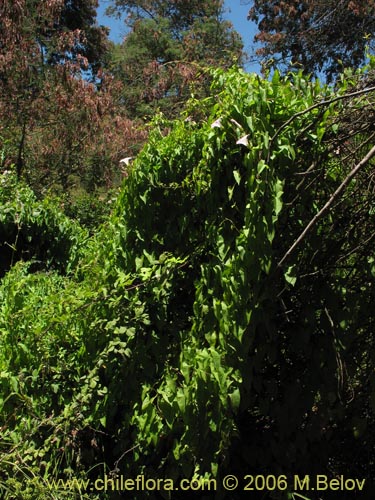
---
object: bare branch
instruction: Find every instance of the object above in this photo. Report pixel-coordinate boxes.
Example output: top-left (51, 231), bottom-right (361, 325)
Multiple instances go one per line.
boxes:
top-left (271, 85), bottom-right (375, 146)
top-left (278, 143), bottom-right (375, 268)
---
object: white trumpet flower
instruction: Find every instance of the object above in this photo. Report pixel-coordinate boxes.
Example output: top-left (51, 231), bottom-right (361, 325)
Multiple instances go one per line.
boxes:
top-left (210, 118), bottom-right (222, 128)
top-left (120, 157), bottom-right (133, 166)
top-left (236, 134), bottom-right (250, 147)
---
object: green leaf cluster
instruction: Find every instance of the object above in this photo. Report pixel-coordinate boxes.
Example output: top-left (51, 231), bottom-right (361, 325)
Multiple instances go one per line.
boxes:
top-left (1, 67), bottom-right (375, 498)
top-left (0, 170), bottom-right (88, 277)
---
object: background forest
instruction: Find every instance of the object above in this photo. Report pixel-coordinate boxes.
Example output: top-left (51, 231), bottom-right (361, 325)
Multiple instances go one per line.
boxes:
top-left (1, 1), bottom-right (375, 499)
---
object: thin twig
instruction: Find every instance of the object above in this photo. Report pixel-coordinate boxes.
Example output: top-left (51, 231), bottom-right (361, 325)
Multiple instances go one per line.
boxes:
top-left (271, 85), bottom-right (375, 145)
top-left (278, 143), bottom-right (375, 267)
top-left (336, 230), bottom-right (375, 264)
top-left (112, 444), bottom-right (140, 472)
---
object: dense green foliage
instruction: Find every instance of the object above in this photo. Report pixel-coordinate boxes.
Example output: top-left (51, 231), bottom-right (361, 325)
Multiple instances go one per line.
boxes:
top-left (1, 66), bottom-right (375, 499)
top-left (0, 171), bottom-right (88, 277)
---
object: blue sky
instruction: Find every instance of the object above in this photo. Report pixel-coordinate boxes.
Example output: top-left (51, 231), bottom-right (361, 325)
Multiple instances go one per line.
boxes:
top-left (97, 0), bottom-right (261, 73)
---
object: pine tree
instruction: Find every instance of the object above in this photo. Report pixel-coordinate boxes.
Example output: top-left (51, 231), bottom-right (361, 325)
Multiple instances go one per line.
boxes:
top-left (105, 0), bottom-right (244, 118)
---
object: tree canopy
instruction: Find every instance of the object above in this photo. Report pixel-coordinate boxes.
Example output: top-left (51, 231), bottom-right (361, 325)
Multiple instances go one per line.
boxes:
top-left (0, 0), bottom-right (109, 81)
top-left (0, 0), bottom-right (146, 195)
top-left (105, 0), bottom-right (244, 118)
top-left (248, 0), bottom-right (375, 81)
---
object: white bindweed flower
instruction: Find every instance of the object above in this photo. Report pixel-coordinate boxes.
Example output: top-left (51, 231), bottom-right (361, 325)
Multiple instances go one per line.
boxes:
top-left (120, 157), bottom-right (133, 166)
top-left (236, 134), bottom-right (250, 147)
top-left (211, 118), bottom-right (222, 128)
